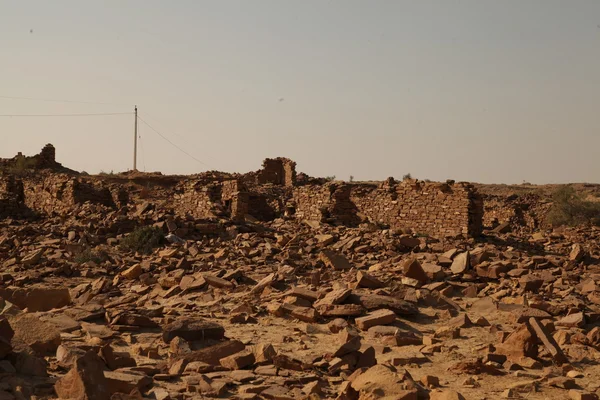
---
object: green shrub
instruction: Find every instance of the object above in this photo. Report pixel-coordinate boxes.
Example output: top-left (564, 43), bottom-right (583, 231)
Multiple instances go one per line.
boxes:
top-left (74, 249), bottom-right (103, 264)
top-left (547, 186), bottom-right (600, 227)
top-left (120, 226), bottom-right (165, 254)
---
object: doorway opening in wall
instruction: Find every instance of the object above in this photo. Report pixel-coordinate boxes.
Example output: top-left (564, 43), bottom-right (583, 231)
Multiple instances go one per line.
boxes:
top-left (285, 205), bottom-right (296, 217)
top-left (224, 200), bottom-right (232, 216)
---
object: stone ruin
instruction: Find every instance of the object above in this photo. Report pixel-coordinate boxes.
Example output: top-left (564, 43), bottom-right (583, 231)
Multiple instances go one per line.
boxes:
top-left (174, 160), bottom-right (484, 238)
top-left (1, 147), bottom-right (486, 237)
top-left (0, 145), bottom-right (128, 217)
top-left (0, 143), bottom-right (67, 172)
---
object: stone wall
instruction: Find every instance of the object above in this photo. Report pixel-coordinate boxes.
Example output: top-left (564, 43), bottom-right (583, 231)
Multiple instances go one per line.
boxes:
top-left (293, 180), bottom-right (483, 237)
top-left (0, 176), bottom-right (27, 218)
top-left (483, 194), bottom-right (550, 232)
top-left (174, 179), bottom-right (249, 222)
top-left (0, 144), bottom-right (67, 172)
top-left (244, 158), bottom-right (297, 187)
top-left (22, 174), bottom-right (122, 216)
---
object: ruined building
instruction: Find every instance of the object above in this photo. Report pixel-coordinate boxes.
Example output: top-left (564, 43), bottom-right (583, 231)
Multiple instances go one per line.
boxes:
top-left (1, 147), bottom-right (485, 237)
top-left (174, 158), bottom-right (484, 237)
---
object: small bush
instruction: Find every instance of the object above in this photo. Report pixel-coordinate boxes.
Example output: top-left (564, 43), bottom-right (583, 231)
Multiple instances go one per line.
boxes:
top-left (349, 175), bottom-right (354, 183)
top-left (547, 186), bottom-right (600, 227)
top-left (324, 176), bottom-right (336, 182)
top-left (403, 173), bottom-right (412, 180)
top-left (120, 226), bottom-right (165, 254)
top-left (74, 249), bottom-right (103, 264)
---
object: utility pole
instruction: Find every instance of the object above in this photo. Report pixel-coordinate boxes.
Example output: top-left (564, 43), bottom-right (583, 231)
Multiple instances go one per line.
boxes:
top-left (133, 105), bottom-right (138, 171)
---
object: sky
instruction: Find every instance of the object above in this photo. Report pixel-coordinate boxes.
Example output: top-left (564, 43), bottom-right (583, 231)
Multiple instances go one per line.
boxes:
top-left (1, 1), bottom-right (599, 184)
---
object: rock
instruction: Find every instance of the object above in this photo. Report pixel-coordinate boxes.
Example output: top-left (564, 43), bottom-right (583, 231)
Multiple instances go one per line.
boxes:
top-left (21, 248), bottom-right (44, 265)
top-left (220, 351), bottom-right (255, 370)
top-left (356, 271), bottom-right (384, 289)
top-left (421, 263), bottom-right (444, 280)
top-left (420, 375), bottom-right (440, 388)
top-left (288, 287), bottom-right (319, 302)
top-left (104, 369), bottom-right (152, 395)
top-left (527, 317), bottom-right (568, 365)
top-left (57, 345), bottom-right (87, 369)
top-left (319, 250), bottom-right (352, 270)
top-left (0, 318), bottom-right (13, 358)
top-left (569, 390), bottom-right (599, 400)
top-left (403, 258), bottom-right (428, 284)
top-left (41, 314), bottom-right (81, 333)
top-left (556, 312), bottom-right (585, 328)
top-left (110, 313), bottom-right (158, 328)
top-left (430, 390), bottom-right (466, 400)
top-left (55, 351), bottom-right (110, 400)
top-left (316, 304), bottom-right (364, 317)
top-left (162, 318), bottom-right (225, 343)
top-left (178, 340), bottom-right (245, 366)
top-left (399, 235), bottom-right (421, 248)
top-left (81, 322), bottom-right (115, 340)
top-left (315, 234), bottom-right (335, 246)
top-left (586, 326), bottom-right (600, 345)
top-left (351, 364), bottom-right (418, 399)
top-left (450, 252), bottom-right (470, 274)
top-left (357, 346), bottom-right (377, 369)
top-left (349, 293), bottom-right (418, 316)
top-left (547, 376), bottom-right (577, 389)
top-left (334, 330), bottom-right (361, 357)
top-left (203, 274), bottom-right (234, 289)
top-left (121, 265), bottom-right (142, 280)
top-left (10, 313), bottom-right (61, 355)
top-left (570, 244), bottom-right (585, 262)
top-left (313, 289), bottom-right (352, 307)
top-left (15, 351), bottom-right (48, 376)
top-left (99, 345), bottom-right (136, 370)
top-left (328, 318), bottom-right (349, 333)
top-left (519, 275), bottom-right (544, 292)
top-left (250, 273), bottom-right (276, 294)
top-left (355, 309), bottom-right (396, 331)
top-left (493, 222), bottom-right (511, 234)
top-left (252, 343), bottom-right (277, 364)
top-left (280, 303), bottom-right (319, 322)
top-left (0, 287), bottom-right (70, 312)
top-left (495, 324), bottom-right (537, 360)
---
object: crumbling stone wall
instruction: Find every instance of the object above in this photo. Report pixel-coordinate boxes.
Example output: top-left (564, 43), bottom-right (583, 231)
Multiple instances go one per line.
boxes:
top-left (247, 186), bottom-right (292, 221)
top-left (0, 176), bottom-right (26, 218)
top-left (294, 180), bottom-right (483, 237)
top-left (22, 174), bottom-right (118, 215)
top-left (37, 144), bottom-right (57, 169)
top-left (245, 158), bottom-right (297, 187)
top-left (174, 179), bottom-right (249, 222)
top-left (0, 144), bottom-right (67, 172)
top-left (483, 194), bottom-right (550, 231)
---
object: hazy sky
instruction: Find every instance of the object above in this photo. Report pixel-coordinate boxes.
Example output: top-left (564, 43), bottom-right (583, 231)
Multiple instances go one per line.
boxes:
top-left (1, 1), bottom-right (599, 183)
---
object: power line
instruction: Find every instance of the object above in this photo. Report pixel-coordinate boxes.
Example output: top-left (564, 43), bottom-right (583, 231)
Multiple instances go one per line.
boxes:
top-left (0, 112), bottom-right (132, 117)
top-left (137, 112), bottom-right (219, 165)
top-left (137, 115), bottom-right (211, 168)
top-left (0, 95), bottom-right (131, 106)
